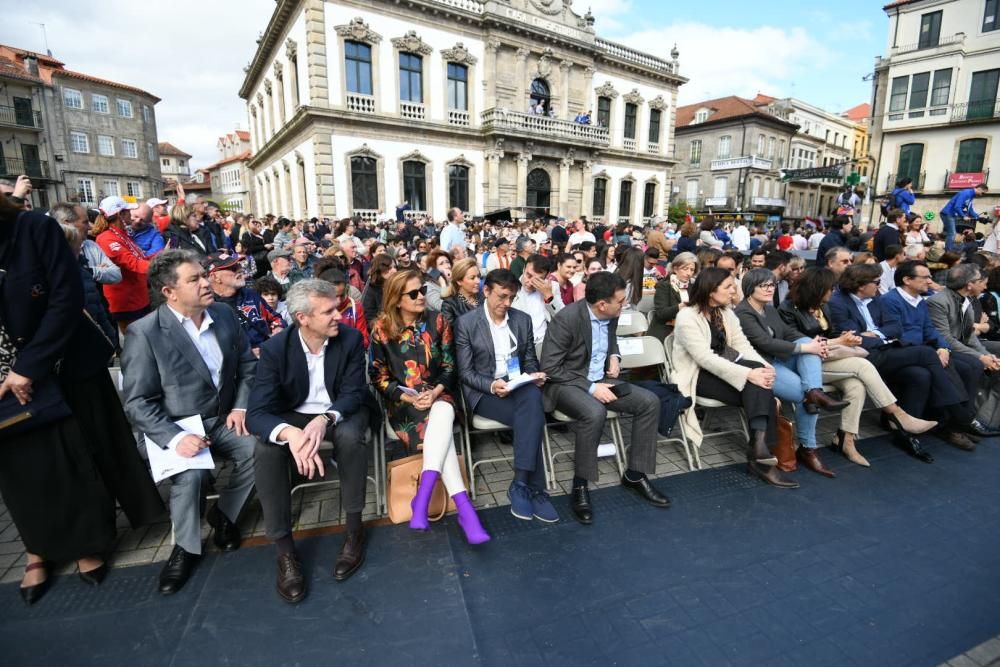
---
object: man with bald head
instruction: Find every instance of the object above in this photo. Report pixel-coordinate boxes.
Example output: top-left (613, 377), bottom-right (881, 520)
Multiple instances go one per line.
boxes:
top-left (129, 202), bottom-right (165, 257)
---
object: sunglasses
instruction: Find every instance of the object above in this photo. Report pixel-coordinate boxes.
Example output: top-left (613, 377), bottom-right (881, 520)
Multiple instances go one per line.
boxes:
top-left (403, 285), bottom-right (428, 300)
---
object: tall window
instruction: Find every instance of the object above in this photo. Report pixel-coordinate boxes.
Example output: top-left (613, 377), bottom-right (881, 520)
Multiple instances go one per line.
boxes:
top-left (930, 68), bottom-right (952, 106)
top-left (909, 72), bottom-right (930, 113)
top-left (92, 94), bottom-right (109, 114)
top-left (623, 103), bottom-right (637, 139)
top-left (121, 139), bottom-right (138, 158)
top-left (63, 88), bottom-right (83, 109)
top-left (690, 140), bottom-right (702, 165)
top-left (529, 79), bottom-right (550, 113)
top-left (757, 134), bottom-right (765, 155)
top-left (448, 164), bottom-right (469, 211)
top-left (350, 156), bottom-right (378, 209)
top-left (778, 139), bottom-right (786, 167)
top-left (986, 0), bottom-right (999, 32)
top-left (647, 109), bottom-right (661, 144)
top-left (918, 11), bottom-right (942, 49)
top-left (345, 41), bottom-right (373, 95)
top-left (126, 181), bottom-right (142, 198)
top-left (685, 179), bottom-right (699, 205)
top-left (143, 105), bottom-right (152, 123)
top-left (618, 181), bottom-right (633, 218)
top-left (642, 182), bottom-right (656, 218)
top-left (402, 160), bottom-right (426, 211)
top-left (399, 53), bottom-right (423, 103)
top-left (70, 131), bottom-right (89, 153)
top-left (767, 136), bottom-right (776, 159)
top-left (897, 143), bottom-right (924, 188)
top-left (968, 69), bottom-right (1000, 119)
top-left (593, 178), bottom-right (607, 216)
top-left (447, 63), bottom-right (468, 111)
top-left (117, 99), bottom-right (133, 118)
top-left (147, 142), bottom-right (155, 161)
top-left (97, 135), bottom-right (115, 156)
top-left (597, 96), bottom-right (611, 127)
top-left (713, 176), bottom-right (728, 198)
top-left (77, 178), bottom-right (94, 204)
top-left (718, 136), bottom-right (732, 160)
top-left (956, 139), bottom-right (987, 173)
top-left (103, 180), bottom-right (120, 197)
top-left (889, 76), bottom-right (909, 112)
top-left (526, 168), bottom-right (551, 215)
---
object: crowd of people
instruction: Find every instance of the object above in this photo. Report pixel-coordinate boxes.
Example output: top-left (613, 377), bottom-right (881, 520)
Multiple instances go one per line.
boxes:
top-left (1, 171), bottom-right (998, 608)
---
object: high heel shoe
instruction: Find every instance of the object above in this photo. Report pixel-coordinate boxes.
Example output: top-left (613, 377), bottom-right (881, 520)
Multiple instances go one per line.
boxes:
top-left (884, 411), bottom-right (937, 436)
top-left (830, 430), bottom-right (870, 467)
top-left (78, 561), bottom-right (109, 587)
top-left (19, 561), bottom-right (51, 606)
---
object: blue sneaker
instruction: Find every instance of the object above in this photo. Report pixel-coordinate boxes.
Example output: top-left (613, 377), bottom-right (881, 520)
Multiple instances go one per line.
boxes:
top-left (507, 481), bottom-right (534, 520)
top-left (531, 489), bottom-right (559, 523)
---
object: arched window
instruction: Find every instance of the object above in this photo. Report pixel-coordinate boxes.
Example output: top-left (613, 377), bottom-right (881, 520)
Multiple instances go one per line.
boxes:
top-left (402, 160), bottom-right (427, 211)
top-left (448, 164), bottom-right (469, 211)
top-left (526, 168), bottom-right (551, 217)
top-left (618, 180), bottom-right (633, 218)
top-left (956, 138), bottom-right (987, 173)
top-left (530, 78), bottom-right (550, 113)
top-left (593, 177), bottom-right (608, 217)
top-left (642, 182), bottom-right (656, 218)
top-left (896, 143), bottom-right (924, 189)
top-left (350, 156), bottom-right (378, 210)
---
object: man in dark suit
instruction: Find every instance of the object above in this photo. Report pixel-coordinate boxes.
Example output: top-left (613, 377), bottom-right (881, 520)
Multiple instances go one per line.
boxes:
top-left (246, 279), bottom-right (369, 604)
top-left (122, 250), bottom-right (258, 595)
top-left (816, 215), bottom-right (852, 262)
top-left (873, 209), bottom-right (906, 262)
top-left (454, 269), bottom-right (556, 523)
top-left (541, 272), bottom-right (669, 524)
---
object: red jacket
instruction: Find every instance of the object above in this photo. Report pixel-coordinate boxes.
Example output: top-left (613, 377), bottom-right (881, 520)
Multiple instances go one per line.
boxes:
top-left (96, 226), bottom-right (151, 314)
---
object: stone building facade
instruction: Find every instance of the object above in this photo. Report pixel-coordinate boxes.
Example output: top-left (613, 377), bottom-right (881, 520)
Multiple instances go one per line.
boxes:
top-left (158, 142), bottom-right (192, 180)
top-left (0, 52), bottom-right (57, 208)
top-left (207, 129), bottom-right (255, 212)
top-left (239, 0), bottom-right (686, 223)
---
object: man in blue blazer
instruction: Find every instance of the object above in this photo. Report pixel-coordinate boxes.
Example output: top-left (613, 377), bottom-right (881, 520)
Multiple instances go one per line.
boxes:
top-left (246, 279), bottom-right (370, 603)
top-left (940, 183), bottom-right (987, 251)
top-left (454, 269), bottom-right (556, 524)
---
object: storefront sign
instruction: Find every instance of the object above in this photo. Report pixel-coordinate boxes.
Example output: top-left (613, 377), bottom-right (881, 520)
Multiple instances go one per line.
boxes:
top-left (947, 172), bottom-right (986, 189)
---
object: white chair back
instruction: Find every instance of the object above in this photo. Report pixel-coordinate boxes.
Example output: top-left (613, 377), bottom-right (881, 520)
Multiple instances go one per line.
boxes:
top-left (618, 335), bottom-right (666, 371)
top-left (637, 293), bottom-right (655, 316)
top-left (615, 311), bottom-right (648, 337)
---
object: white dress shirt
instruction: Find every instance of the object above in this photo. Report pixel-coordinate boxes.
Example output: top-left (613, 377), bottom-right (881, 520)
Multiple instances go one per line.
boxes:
top-left (484, 309), bottom-right (517, 379)
top-left (512, 287), bottom-right (553, 344)
top-left (165, 305), bottom-right (226, 450)
top-left (879, 260), bottom-right (896, 295)
top-left (268, 331), bottom-right (341, 444)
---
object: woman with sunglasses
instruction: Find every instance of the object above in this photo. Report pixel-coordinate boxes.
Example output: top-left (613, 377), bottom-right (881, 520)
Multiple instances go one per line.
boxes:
top-left (370, 270), bottom-right (490, 544)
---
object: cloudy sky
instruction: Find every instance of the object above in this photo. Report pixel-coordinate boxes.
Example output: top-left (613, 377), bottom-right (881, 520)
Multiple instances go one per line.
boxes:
top-left (0, 0), bottom-right (885, 171)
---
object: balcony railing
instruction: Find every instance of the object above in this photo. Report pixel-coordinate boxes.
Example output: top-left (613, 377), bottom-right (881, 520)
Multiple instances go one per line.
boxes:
top-left (346, 93), bottom-right (375, 114)
top-left (0, 157), bottom-right (49, 179)
top-left (480, 108), bottom-right (610, 147)
top-left (352, 209), bottom-right (379, 222)
top-left (595, 38), bottom-right (676, 74)
top-left (883, 172), bottom-right (926, 194)
top-left (400, 101), bottom-right (425, 121)
top-left (0, 105), bottom-right (43, 130)
top-left (623, 138), bottom-right (637, 152)
top-left (448, 109), bottom-right (470, 127)
top-left (951, 100), bottom-right (1000, 122)
top-left (647, 142), bottom-right (660, 154)
top-left (890, 33), bottom-right (965, 56)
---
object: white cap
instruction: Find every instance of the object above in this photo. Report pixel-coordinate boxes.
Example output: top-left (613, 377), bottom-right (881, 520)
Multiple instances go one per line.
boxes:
top-left (146, 197), bottom-right (168, 207)
top-left (98, 196), bottom-right (138, 218)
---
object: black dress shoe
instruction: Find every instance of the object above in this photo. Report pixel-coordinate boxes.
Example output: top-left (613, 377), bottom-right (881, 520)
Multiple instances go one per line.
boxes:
top-left (963, 419), bottom-right (1000, 439)
top-left (207, 506), bottom-right (242, 552)
top-left (935, 429), bottom-right (976, 451)
top-left (893, 433), bottom-right (934, 463)
top-left (570, 486), bottom-right (593, 525)
top-left (158, 545), bottom-right (201, 595)
top-left (334, 528), bottom-right (367, 582)
top-left (78, 562), bottom-right (109, 587)
top-left (276, 553), bottom-right (307, 604)
top-left (19, 561), bottom-right (51, 606)
top-left (621, 474), bottom-right (671, 507)
top-left (747, 462), bottom-right (800, 489)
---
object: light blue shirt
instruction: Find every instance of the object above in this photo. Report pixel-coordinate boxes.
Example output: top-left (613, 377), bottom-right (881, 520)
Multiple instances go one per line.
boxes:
top-left (439, 223), bottom-right (465, 253)
top-left (849, 293), bottom-right (886, 340)
top-left (587, 305), bottom-right (610, 394)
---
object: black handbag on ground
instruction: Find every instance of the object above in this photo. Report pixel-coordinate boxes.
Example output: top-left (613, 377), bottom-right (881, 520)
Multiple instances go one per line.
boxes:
top-left (631, 380), bottom-right (693, 438)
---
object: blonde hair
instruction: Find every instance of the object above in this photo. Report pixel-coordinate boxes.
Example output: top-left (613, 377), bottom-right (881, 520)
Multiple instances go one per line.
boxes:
top-left (376, 269), bottom-right (424, 341)
top-left (170, 204), bottom-right (194, 228)
top-left (441, 258), bottom-right (478, 298)
top-left (90, 213), bottom-right (114, 236)
top-left (59, 222), bottom-right (81, 245)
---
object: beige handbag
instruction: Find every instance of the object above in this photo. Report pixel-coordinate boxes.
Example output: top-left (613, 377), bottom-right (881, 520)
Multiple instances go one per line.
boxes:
top-left (386, 453), bottom-right (469, 524)
top-left (824, 343), bottom-right (868, 361)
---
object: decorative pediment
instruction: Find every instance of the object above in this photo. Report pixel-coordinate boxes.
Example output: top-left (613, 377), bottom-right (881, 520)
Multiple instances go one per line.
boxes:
top-left (623, 89), bottom-right (644, 105)
top-left (593, 169), bottom-right (610, 180)
top-left (392, 31), bottom-right (433, 55)
top-left (285, 38), bottom-right (298, 59)
top-left (335, 17), bottom-right (382, 44)
top-left (273, 61), bottom-right (283, 79)
top-left (441, 43), bottom-right (478, 66)
top-left (263, 79), bottom-right (272, 94)
top-left (348, 143), bottom-right (383, 160)
top-left (537, 49), bottom-right (553, 78)
top-left (448, 154), bottom-right (475, 168)
top-left (621, 171), bottom-right (636, 182)
top-left (400, 149), bottom-right (432, 164)
top-left (594, 81), bottom-right (618, 99)
top-left (648, 95), bottom-right (667, 111)
top-left (256, 93), bottom-right (264, 106)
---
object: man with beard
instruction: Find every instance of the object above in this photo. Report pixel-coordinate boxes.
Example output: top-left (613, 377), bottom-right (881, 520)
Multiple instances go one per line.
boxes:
top-left (206, 251), bottom-right (285, 357)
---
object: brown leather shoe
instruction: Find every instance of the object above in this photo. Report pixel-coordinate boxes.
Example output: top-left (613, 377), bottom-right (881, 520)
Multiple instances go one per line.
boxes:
top-left (796, 447), bottom-right (836, 478)
top-left (747, 462), bottom-right (800, 489)
top-left (334, 528), bottom-right (367, 582)
top-left (276, 553), bottom-right (306, 603)
top-left (936, 429), bottom-right (976, 451)
top-left (802, 389), bottom-right (850, 415)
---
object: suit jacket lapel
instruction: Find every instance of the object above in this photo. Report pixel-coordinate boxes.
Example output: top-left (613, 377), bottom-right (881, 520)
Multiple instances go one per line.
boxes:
top-left (579, 302), bottom-right (593, 361)
top-left (159, 306), bottom-right (215, 389)
top-left (476, 308), bottom-right (497, 368)
top-left (211, 306), bottom-right (235, 387)
top-left (323, 334), bottom-right (342, 399)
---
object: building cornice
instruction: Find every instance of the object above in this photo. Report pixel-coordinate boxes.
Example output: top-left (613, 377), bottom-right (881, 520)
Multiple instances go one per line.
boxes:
top-left (674, 112), bottom-right (800, 135)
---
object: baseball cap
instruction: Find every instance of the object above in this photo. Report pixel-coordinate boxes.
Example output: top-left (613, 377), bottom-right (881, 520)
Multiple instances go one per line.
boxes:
top-left (99, 195), bottom-right (138, 218)
top-left (146, 197), bottom-right (168, 207)
top-left (292, 236), bottom-right (312, 246)
top-left (203, 251), bottom-right (242, 273)
top-left (267, 248), bottom-right (293, 263)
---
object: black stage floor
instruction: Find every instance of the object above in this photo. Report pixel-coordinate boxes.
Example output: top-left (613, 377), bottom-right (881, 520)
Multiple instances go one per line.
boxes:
top-left (2, 434), bottom-right (999, 666)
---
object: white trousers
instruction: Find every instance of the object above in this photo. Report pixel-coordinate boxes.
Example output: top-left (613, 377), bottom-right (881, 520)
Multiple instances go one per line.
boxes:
top-left (421, 401), bottom-right (466, 496)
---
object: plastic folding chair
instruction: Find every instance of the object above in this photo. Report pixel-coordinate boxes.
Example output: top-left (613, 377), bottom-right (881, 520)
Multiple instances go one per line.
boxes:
top-left (615, 310), bottom-right (648, 337)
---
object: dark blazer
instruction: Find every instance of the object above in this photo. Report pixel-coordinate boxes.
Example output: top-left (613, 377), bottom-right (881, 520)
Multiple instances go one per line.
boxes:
top-left (734, 300), bottom-right (801, 360)
top-left (0, 209), bottom-right (83, 383)
top-left (816, 229), bottom-right (847, 263)
top-left (246, 323), bottom-right (367, 442)
top-left (164, 222), bottom-right (209, 256)
top-left (441, 293), bottom-right (481, 325)
top-left (647, 279), bottom-right (684, 341)
top-left (454, 305), bottom-right (539, 412)
top-left (540, 299), bottom-right (619, 406)
top-left (873, 224), bottom-right (904, 262)
top-left (121, 303), bottom-right (256, 448)
top-left (828, 290), bottom-right (897, 350)
top-left (778, 300), bottom-right (839, 339)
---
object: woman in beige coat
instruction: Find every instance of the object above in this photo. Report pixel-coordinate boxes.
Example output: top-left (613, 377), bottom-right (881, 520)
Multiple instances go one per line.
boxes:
top-left (671, 267), bottom-right (797, 488)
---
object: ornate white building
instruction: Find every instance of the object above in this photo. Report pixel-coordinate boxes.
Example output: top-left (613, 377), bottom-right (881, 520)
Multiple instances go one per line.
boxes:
top-left (239, 0), bottom-right (686, 223)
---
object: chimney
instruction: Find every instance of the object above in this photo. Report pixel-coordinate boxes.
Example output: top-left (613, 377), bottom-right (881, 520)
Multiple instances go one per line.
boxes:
top-left (24, 55), bottom-right (39, 77)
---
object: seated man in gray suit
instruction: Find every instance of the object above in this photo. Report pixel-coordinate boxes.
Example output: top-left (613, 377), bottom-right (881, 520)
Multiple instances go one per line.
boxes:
top-left (541, 271), bottom-right (669, 525)
top-left (122, 250), bottom-right (257, 595)
top-left (928, 263), bottom-right (1000, 363)
top-left (454, 269), bottom-right (556, 523)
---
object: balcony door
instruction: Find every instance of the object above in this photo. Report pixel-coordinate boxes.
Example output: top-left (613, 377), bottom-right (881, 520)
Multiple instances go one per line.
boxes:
top-left (525, 168), bottom-right (550, 218)
top-left (968, 70), bottom-right (999, 120)
top-left (13, 97), bottom-right (33, 127)
top-left (896, 143), bottom-right (924, 189)
top-left (21, 144), bottom-right (41, 178)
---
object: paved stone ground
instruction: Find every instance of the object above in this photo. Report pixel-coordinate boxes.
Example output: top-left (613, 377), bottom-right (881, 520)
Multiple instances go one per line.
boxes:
top-left (942, 636), bottom-right (1000, 667)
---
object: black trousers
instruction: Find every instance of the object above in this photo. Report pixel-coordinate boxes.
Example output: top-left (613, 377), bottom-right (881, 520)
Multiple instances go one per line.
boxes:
top-left (695, 359), bottom-right (776, 441)
top-left (254, 409), bottom-right (369, 542)
top-left (869, 344), bottom-right (979, 422)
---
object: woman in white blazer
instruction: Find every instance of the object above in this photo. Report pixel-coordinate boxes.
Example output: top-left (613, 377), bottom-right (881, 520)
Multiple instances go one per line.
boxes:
top-left (672, 267), bottom-right (797, 488)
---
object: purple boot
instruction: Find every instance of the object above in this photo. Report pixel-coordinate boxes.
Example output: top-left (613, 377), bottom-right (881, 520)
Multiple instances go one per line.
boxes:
top-left (410, 470), bottom-right (440, 531)
top-left (453, 492), bottom-right (491, 545)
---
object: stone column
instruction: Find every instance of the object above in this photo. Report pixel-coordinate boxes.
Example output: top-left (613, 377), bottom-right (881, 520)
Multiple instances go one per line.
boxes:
top-left (515, 48), bottom-right (530, 109)
top-left (558, 156), bottom-right (572, 216)
top-left (304, 0), bottom-right (329, 107)
top-left (580, 160), bottom-right (594, 218)
top-left (560, 60), bottom-right (572, 118)
top-left (485, 39), bottom-right (501, 109)
top-left (584, 66), bottom-right (596, 112)
top-left (515, 151), bottom-right (531, 209)
top-left (312, 131), bottom-right (337, 217)
top-left (485, 146), bottom-right (504, 210)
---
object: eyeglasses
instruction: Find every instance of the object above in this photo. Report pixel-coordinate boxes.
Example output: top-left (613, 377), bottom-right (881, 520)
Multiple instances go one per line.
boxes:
top-left (868, 279), bottom-right (881, 286)
top-left (757, 281), bottom-right (776, 290)
top-left (403, 285), bottom-right (428, 300)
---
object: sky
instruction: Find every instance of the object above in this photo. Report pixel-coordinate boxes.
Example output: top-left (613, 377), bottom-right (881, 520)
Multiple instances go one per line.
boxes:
top-left (0, 0), bottom-right (887, 172)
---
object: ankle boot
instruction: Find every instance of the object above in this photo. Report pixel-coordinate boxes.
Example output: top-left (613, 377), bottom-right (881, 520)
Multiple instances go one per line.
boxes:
top-left (453, 492), bottom-right (491, 545)
top-left (748, 430), bottom-right (777, 466)
top-left (747, 462), bottom-right (800, 489)
top-left (803, 388), bottom-right (850, 414)
top-left (409, 470), bottom-right (440, 531)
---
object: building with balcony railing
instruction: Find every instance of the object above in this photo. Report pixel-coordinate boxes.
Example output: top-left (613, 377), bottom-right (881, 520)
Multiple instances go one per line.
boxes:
top-left (0, 52), bottom-right (56, 207)
top-left (869, 0), bottom-right (999, 225)
top-left (239, 0), bottom-right (686, 224)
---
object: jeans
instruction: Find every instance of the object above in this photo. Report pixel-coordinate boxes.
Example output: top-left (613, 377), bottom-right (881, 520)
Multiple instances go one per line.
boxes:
top-left (940, 213), bottom-right (957, 251)
top-left (770, 339), bottom-right (822, 448)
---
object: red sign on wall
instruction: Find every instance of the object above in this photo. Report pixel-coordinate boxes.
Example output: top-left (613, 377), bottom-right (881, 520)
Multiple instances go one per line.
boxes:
top-left (947, 172), bottom-right (986, 189)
